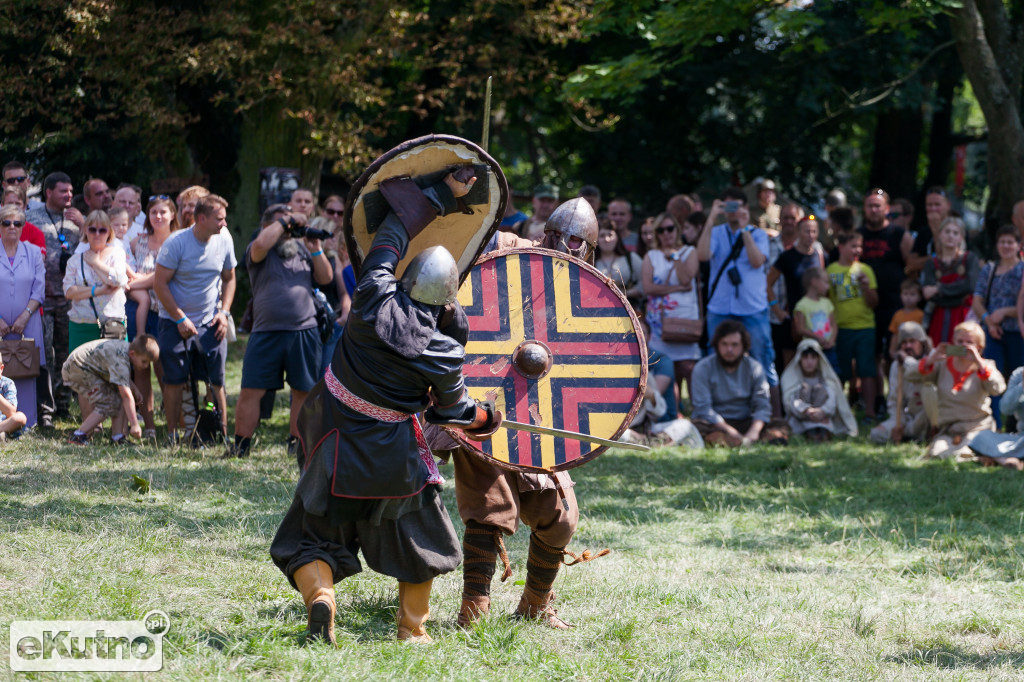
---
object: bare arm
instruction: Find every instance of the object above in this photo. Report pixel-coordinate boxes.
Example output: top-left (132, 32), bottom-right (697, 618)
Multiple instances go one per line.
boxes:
top-left (250, 218), bottom-right (288, 264)
top-left (741, 228), bottom-right (766, 268)
top-left (697, 206), bottom-right (717, 262)
top-left (641, 253), bottom-right (688, 297)
top-left (117, 384), bottom-right (141, 438)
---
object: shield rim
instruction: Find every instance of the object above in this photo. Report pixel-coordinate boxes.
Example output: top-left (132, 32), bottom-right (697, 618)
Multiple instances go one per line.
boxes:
top-left (343, 134), bottom-right (508, 285)
top-left (446, 246), bottom-right (649, 473)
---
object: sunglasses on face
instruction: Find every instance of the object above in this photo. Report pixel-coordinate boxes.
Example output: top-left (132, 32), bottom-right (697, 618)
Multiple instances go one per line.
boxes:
top-left (656, 226), bottom-right (675, 234)
top-left (87, 226), bottom-right (109, 235)
top-left (4, 176), bottom-right (27, 185)
top-left (149, 195), bottom-right (170, 202)
top-left (1, 219), bottom-right (24, 227)
top-left (324, 208), bottom-right (344, 217)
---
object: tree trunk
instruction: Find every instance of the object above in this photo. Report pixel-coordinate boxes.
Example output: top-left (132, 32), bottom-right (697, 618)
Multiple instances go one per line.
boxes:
top-left (868, 107), bottom-right (923, 200)
top-left (949, 0), bottom-right (1024, 232)
top-left (924, 63), bottom-right (958, 191)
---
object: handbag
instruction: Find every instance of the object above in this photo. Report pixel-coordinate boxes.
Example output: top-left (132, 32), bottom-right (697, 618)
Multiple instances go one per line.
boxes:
top-left (0, 337), bottom-right (40, 379)
top-left (660, 247), bottom-right (703, 344)
top-left (81, 254), bottom-right (126, 340)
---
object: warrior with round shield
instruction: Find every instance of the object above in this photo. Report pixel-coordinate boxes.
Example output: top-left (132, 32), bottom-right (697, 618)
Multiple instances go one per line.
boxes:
top-left (270, 169), bottom-right (501, 645)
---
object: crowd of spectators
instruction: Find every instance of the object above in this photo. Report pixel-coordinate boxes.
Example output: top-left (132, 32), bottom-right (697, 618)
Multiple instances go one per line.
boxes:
top-left (2, 159), bottom-right (1024, 469)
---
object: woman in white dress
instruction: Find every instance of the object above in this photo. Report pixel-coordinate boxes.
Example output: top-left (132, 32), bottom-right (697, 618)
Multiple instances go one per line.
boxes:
top-left (642, 212), bottom-right (701, 401)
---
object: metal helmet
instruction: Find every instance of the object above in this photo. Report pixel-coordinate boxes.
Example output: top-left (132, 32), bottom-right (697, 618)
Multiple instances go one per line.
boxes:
top-left (400, 245), bottom-right (459, 305)
top-left (542, 197), bottom-right (599, 262)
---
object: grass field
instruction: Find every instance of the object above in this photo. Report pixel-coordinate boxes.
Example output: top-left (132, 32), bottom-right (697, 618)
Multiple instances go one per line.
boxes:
top-left (2, 350), bottom-right (1024, 680)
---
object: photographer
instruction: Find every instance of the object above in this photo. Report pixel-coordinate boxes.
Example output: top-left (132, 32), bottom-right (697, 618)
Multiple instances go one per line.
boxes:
top-left (697, 187), bottom-right (779, 408)
top-left (228, 203), bottom-right (333, 458)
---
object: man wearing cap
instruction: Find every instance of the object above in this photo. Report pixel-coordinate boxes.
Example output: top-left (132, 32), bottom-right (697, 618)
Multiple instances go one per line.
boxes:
top-left (518, 183), bottom-right (559, 240)
top-left (751, 179), bottom-right (781, 235)
top-left (270, 171), bottom-right (499, 646)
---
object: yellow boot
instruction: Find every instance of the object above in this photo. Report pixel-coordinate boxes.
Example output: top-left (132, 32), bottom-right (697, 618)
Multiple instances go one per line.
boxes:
top-left (396, 579), bottom-right (433, 643)
top-left (293, 560), bottom-right (336, 646)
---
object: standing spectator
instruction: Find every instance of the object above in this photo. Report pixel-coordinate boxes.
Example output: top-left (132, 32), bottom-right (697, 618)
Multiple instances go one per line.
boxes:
top-left (908, 321), bottom-right (1005, 460)
top-left (666, 194), bottom-right (695, 228)
top-left (82, 178), bottom-right (112, 212)
top-left (1013, 200), bottom-right (1024, 242)
top-left (751, 179), bottom-right (781, 235)
top-left (229, 205), bottom-right (333, 458)
top-left (922, 217), bottom-right (978, 346)
top-left (637, 217), bottom-right (656, 259)
top-left (126, 196), bottom-right (181, 436)
top-left (889, 198), bottom-right (914, 232)
top-left (765, 204), bottom-right (810, 374)
top-left (2, 161), bottom-right (42, 210)
top-left (114, 184), bottom-right (145, 238)
top-left (595, 221), bottom-right (643, 309)
top-left (792, 267), bottom-right (839, 370)
top-left (906, 187), bottom-right (953, 278)
top-left (858, 187), bottom-right (913, 374)
top-left (642, 212), bottom-right (701, 399)
top-left (0, 205), bottom-right (45, 428)
top-left (887, 280), bottom-right (925, 359)
top-left (62, 211), bottom-right (128, 350)
top-left (318, 196), bottom-right (353, 374)
top-left (690, 320), bottom-right (781, 446)
top-left (290, 188), bottom-right (318, 219)
top-left (578, 185), bottom-right (602, 213)
top-left (827, 231), bottom-right (880, 419)
top-left (607, 198), bottom-right (637, 251)
top-left (25, 172), bottom-right (85, 426)
top-left (971, 366), bottom-right (1024, 469)
top-left (697, 188), bottom-right (778, 396)
top-left (517, 184), bottom-right (559, 240)
top-left (175, 186), bottom-right (210, 230)
top-left (153, 195), bottom-right (237, 441)
top-left (971, 225), bottom-right (1024, 425)
top-left (2, 186), bottom-right (46, 256)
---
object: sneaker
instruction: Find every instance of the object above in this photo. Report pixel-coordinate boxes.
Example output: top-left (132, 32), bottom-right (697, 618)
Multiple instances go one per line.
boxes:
top-left (39, 415), bottom-right (54, 430)
top-left (68, 432), bottom-right (90, 445)
top-left (111, 434), bottom-right (129, 446)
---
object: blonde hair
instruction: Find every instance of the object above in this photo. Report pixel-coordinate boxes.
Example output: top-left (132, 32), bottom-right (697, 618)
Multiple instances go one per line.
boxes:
top-left (937, 217), bottom-right (966, 259)
top-left (2, 185), bottom-right (27, 207)
top-left (953, 320), bottom-right (985, 351)
top-left (84, 210), bottom-right (114, 244)
top-left (650, 212), bottom-right (683, 248)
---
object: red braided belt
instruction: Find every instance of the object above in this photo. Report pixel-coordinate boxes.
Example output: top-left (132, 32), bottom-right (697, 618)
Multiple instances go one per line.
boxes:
top-left (324, 366), bottom-right (443, 485)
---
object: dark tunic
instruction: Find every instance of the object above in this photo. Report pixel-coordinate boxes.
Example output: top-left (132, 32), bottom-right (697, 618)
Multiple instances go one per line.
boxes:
top-left (271, 184), bottom-right (476, 584)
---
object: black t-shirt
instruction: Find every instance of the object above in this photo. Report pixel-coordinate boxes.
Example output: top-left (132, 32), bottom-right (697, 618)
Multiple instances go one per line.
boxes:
top-left (772, 247), bottom-right (824, 314)
top-left (911, 228), bottom-right (933, 258)
top-left (858, 224), bottom-right (906, 313)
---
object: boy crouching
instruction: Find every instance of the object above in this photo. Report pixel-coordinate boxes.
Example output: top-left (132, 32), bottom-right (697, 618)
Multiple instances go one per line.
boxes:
top-left (62, 334), bottom-right (160, 445)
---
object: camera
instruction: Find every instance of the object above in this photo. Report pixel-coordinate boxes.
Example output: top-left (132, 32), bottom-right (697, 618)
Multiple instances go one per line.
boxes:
top-left (727, 266), bottom-right (742, 286)
top-left (724, 200), bottom-right (741, 213)
top-left (282, 217), bottom-right (332, 241)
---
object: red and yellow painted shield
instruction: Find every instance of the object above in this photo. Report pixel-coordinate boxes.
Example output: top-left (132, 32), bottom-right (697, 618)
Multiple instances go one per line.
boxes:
top-left (451, 248), bottom-right (648, 472)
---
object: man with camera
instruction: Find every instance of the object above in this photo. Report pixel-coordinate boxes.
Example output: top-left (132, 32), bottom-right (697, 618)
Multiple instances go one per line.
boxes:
top-left (697, 186), bottom-right (778, 399)
top-left (153, 194), bottom-right (237, 442)
top-left (25, 171), bottom-right (86, 426)
top-left (228, 203), bottom-right (333, 458)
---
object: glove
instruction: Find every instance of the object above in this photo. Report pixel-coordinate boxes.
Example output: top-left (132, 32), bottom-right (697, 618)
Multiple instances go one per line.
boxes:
top-left (464, 400), bottom-right (502, 441)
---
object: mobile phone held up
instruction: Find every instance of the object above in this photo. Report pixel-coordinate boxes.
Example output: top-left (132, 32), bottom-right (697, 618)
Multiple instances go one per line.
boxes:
top-left (946, 344), bottom-right (967, 356)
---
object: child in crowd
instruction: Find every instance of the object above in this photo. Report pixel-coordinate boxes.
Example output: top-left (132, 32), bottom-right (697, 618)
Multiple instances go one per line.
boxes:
top-left (870, 321), bottom-right (936, 444)
top-left (781, 338), bottom-right (857, 442)
top-left (108, 206), bottom-right (151, 339)
top-left (827, 231), bottom-right (879, 420)
top-left (62, 334), bottom-right (160, 445)
top-left (888, 279), bottom-right (924, 359)
top-left (792, 266), bottom-right (838, 371)
top-left (922, 217), bottom-right (978, 346)
top-left (0, 351), bottom-right (28, 441)
top-left (907, 321), bottom-right (1004, 460)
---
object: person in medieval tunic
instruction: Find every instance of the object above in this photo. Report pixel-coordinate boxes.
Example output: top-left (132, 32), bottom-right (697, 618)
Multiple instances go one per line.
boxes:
top-left (425, 198), bottom-right (607, 629)
top-left (270, 171), bottom-right (500, 646)
top-left (970, 365), bottom-right (1024, 470)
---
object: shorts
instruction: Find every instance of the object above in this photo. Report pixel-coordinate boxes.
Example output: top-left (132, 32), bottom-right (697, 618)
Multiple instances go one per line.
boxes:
top-left (241, 328), bottom-right (322, 393)
top-left (836, 327), bottom-right (876, 382)
top-left (157, 318), bottom-right (227, 386)
top-left (62, 362), bottom-right (122, 417)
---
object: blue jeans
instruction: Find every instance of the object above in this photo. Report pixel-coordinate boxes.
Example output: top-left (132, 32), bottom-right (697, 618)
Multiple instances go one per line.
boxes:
top-left (984, 327), bottom-right (1024, 428)
top-left (706, 309), bottom-right (778, 386)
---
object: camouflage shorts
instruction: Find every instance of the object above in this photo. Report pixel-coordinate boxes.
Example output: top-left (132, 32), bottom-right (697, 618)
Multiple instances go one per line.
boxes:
top-left (62, 363), bottom-right (122, 418)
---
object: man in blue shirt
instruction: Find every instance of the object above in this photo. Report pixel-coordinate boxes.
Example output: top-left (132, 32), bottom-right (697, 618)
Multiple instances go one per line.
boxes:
top-left (697, 187), bottom-right (779, 397)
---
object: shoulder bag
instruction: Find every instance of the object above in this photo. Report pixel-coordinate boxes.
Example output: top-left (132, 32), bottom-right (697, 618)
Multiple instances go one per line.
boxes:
top-left (660, 247), bottom-right (704, 344)
top-left (81, 253), bottom-right (127, 340)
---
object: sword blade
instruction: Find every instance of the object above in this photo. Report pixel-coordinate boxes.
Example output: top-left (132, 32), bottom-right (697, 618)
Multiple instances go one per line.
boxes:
top-left (501, 419), bottom-right (650, 453)
top-left (482, 76), bottom-right (493, 152)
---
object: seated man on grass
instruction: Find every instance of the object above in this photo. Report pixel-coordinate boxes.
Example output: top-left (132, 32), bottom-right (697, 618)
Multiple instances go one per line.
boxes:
top-left (63, 334), bottom-right (159, 445)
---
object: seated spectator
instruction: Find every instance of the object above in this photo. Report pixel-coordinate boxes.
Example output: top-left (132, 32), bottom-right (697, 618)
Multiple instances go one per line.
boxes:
top-left (907, 321), bottom-right (1005, 460)
top-left (923, 217), bottom-right (978, 346)
top-left (792, 267), bottom-right (838, 370)
top-left (619, 381), bottom-right (704, 449)
top-left (690, 320), bottom-right (787, 446)
top-left (0, 350), bottom-right (28, 440)
top-left (781, 339), bottom-right (857, 442)
top-left (63, 334), bottom-right (159, 445)
top-left (971, 365), bottom-right (1024, 470)
top-left (887, 280), bottom-right (924, 359)
top-left (870, 322), bottom-right (936, 445)
top-left (971, 225), bottom-right (1024, 425)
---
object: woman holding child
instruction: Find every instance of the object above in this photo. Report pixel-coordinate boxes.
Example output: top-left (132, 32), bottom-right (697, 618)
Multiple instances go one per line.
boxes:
top-left (63, 211), bottom-right (129, 350)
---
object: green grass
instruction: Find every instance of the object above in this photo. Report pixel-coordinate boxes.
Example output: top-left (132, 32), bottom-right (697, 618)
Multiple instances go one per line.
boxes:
top-left (3, 348), bottom-right (1024, 679)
